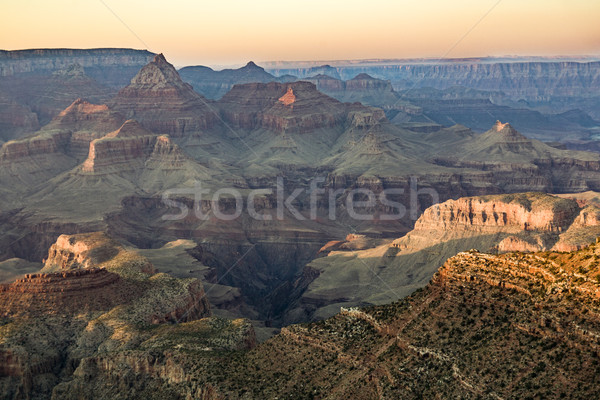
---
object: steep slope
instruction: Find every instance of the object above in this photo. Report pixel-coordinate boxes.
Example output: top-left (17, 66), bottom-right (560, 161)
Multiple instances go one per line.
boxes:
top-left (42, 242), bottom-right (600, 399)
top-left (0, 93), bottom-right (39, 141)
top-left (218, 81), bottom-right (349, 133)
top-left (0, 99), bottom-right (126, 199)
top-left (111, 54), bottom-right (217, 136)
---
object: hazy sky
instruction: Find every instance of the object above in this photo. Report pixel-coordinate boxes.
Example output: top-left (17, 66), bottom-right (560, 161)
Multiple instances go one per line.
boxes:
top-left (2, 0), bottom-right (599, 67)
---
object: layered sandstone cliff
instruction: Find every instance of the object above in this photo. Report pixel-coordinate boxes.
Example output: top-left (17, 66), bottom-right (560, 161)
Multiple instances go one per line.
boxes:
top-left (218, 81), bottom-right (351, 133)
top-left (111, 54), bottom-right (216, 136)
top-left (288, 192), bottom-right (600, 323)
top-left (0, 48), bottom-right (154, 87)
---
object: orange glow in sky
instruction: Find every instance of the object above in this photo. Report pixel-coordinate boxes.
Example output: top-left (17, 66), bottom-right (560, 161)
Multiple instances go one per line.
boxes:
top-left (1, 0), bottom-right (599, 67)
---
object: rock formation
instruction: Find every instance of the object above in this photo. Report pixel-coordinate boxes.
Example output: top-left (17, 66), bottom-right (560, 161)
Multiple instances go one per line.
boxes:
top-left (0, 48), bottom-right (154, 87)
top-left (0, 232), bottom-right (232, 398)
top-left (179, 60), bottom-right (293, 99)
top-left (288, 192), bottom-right (600, 323)
top-left (111, 54), bottom-right (217, 136)
top-left (218, 81), bottom-right (350, 133)
top-left (24, 243), bottom-right (600, 399)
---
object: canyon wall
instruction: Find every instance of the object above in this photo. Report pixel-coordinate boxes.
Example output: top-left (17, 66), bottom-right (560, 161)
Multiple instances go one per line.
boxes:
top-left (270, 61), bottom-right (600, 100)
top-left (0, 48), bottom-right (155, 87)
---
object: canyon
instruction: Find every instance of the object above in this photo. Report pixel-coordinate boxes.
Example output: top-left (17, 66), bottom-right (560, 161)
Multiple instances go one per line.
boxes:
top-left (3, 54), bottom-right (600, 328)
top-left (2, 49), bottom-right (600, 397)
top-left (15, 234), bottom-right (600, 399)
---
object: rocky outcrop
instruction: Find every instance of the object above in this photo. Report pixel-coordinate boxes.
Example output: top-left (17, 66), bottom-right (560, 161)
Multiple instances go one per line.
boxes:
top-left (81, 120), bottom-right (157, 173)
top-left (111, 54), bottom-right (217, 136)
top-left (412, 193), bottom-right (579, 234)
top-left (218, 81), bottom-right (369, 133)
top-left (288, 192), bottom-right (600, 323)
top-left (43, 232), bottom-right (122, 270)
top-left (496, 235), bottom-right (543, 252)
top-left (0, 232), bottom-right (155, 316)
top-left (0, 131), bottom-right (70, 162)
top-left (0, 268), bottom-right (136, 317)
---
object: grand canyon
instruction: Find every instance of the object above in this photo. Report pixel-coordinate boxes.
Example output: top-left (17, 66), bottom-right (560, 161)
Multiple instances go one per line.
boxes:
top-left (1, 4), bottom-right (600, 397)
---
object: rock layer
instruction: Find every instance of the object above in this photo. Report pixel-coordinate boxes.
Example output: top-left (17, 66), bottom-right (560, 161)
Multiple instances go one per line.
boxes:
top-left (111, 54), bottom-right (216, 136)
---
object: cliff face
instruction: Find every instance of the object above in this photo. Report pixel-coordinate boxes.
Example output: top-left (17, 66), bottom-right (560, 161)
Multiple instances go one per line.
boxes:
top-left (81, 120), bottom-right (157, 173)
top-left (271, 60), bottom-right (600, 100)
top-left (412, 193), bottom-right (579, 233)
top-left (289, 192), bottom-right (600, 324)
top-left (111, 54), bottom-right (217, 136)
top-left (0, 48), bottom-right (155, 87)
top-left (388, 61), bottom-right (600, 99)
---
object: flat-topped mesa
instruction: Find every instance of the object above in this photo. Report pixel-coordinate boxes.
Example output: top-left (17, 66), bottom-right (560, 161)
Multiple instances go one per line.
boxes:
top-left (111, 53), bottom-right (216, 136)
top-left (218, 81), bottom-right (379, 133)
top-left (81, 119), bottom-right (158, 173)
top-left (414, 193), bottom-right (580, 233)
top-left (0, 233), bottom-right (152, 316)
